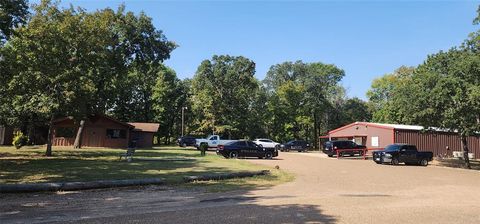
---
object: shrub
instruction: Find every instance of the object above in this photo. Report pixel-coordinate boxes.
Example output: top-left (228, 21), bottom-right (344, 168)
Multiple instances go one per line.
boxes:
top-left (199, 142), bottom-right (208, 156)
top-left (12, 131), bottom-right (28, 149)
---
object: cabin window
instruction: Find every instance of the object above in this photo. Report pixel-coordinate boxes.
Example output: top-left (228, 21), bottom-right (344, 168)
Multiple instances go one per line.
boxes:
top-left (56, 127), bottom-right (75, 138)
top-left (106, 129), bottom-right (126, 139)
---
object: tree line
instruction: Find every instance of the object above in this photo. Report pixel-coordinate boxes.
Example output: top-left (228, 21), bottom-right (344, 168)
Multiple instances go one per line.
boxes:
top-left (0, 1), bottom-right (371, 155)
top-left (3, 1), bottom-right (479, 169)
top-left (367, 7), bottom-right (480, 168)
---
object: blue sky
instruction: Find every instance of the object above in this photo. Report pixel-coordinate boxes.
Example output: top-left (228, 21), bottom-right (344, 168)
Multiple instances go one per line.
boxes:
top-left (52, 0), bottom-right (479, 99)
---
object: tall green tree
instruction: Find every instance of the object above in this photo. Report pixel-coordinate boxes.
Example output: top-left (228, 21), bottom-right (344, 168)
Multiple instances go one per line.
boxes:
top-left (0, 0), bottom-right (28, 126)
top-left (366, 66), bottom-right (415, 123)
top-left (342, 97), bottom-right (372, 123)
top-left (3, 0), bottom-right (175, 153)
top-left (4, 1), bottom-right (94, 155)
top-left (111, 10), bottom-right (176, 122)
top-left (191, 55), bottom-right (259, 139)
top-left (152, 66), bottom-right (188, 144)
top-left (263, 61), bottom-right (344, 148)
top-left (0, 0), bottom-right (29, 43)
top-left (70, 5), bottom-right (175, 147)
top-left (406, 49), bottom-right (480, 169)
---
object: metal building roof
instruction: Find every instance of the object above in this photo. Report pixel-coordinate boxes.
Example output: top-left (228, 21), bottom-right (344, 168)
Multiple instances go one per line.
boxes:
top-left (328, 122), bottom-right (453, 134)
top-left (368, 123), bottom-right (424, 131)
top-left (128, 123), bottom-right (160, 133)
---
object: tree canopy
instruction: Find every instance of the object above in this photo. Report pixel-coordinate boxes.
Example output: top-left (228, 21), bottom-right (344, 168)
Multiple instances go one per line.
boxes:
top-left (0, 0), bottom-right (29, 43)
top-left (1, 0), bottom-right (176, 154)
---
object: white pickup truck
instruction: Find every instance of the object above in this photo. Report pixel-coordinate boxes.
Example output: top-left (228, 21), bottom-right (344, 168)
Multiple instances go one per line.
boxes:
top-left (195, 135), bottom-right (237, 149)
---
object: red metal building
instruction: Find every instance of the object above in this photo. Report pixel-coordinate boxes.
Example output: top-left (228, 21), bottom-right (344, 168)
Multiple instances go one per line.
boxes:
top-left (321, 122), bottom-right (479, 159)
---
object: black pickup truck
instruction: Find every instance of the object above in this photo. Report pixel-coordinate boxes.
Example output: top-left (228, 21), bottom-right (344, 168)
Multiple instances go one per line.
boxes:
top-left (372, 144), bottom-right (433, 166)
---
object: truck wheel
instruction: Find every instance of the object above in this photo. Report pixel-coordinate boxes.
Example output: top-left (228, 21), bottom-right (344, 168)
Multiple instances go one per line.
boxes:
top-left (265, 152), bottom-right (273, 159)
top-left (182, 143), bottom-right (187, 147)
top-left (420, 158), bottom-right (428, 166)
top-left (229, 151), bottom-right (238, 159)
top-left (391, 158), bottom-right (399, 165)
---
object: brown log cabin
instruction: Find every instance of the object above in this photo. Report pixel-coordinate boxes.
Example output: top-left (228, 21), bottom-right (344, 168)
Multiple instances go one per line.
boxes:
top-left (52, 114), bottom-right (159, 148)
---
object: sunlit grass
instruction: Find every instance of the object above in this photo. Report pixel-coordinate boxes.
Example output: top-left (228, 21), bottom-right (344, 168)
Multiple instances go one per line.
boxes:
top-left (0, 145), bottom-right (293, 191)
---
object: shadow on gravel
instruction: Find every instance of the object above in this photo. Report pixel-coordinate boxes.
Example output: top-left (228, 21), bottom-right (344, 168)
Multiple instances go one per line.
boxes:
top-left (1, 184), bottom-right (337, 224)
top-left (63, 203), bottom-right (338, 224)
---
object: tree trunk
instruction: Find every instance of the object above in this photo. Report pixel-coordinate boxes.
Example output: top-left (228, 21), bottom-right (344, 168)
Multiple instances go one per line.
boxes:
top-left (166, 129), bottom-right (171, 145)
top-left (73, 120), bottom-right (85, 149)
top-left (45, 116), bottom-right (54, 157)
top-left (460, 134), bottom-right (471, 169)
top-left (143, 91), bottom-right (151, 122)
top-left (27, 125), bottom-right (34, 145)
top-left (164, 135), bottom-right (168, 145)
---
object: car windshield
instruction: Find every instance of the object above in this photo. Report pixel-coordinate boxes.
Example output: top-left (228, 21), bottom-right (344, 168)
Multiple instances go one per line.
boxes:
top-left (384, 144), bottom-right (402, 152)
top-left (287, 140), bottom-right (295, 144)
top-left (225, 141), bottom-right (239, 146)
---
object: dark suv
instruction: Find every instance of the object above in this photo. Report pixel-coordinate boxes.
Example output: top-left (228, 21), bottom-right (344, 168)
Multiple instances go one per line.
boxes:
top-left (323, 140), bottom-right (366, 157)
top-left (279, 140), bottom-right (310, 152)
top-left (177, 136), bottom-right (196, 147)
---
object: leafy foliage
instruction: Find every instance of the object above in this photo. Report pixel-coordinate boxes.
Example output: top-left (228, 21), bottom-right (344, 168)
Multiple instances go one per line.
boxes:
top-left (0, 0), bottom-right (29, 43)
top-left (367, 66), bottom-right (415, 123)
top-left (365, 11), bottom-right (480, 168)
top-left (12, 130), bottom-right (28, 149)
top-left (1, 0), bottom-right (176, 154)
top-left (152, 66), bottom-right (189, 144)
top-left (190, 55), bottom-right (259, 139)
top-left (263, 61), bottom-right (352, 146)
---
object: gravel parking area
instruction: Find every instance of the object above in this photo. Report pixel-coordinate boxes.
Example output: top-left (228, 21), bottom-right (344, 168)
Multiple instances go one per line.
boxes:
top-left (1, 152), bottom-right (479, 223)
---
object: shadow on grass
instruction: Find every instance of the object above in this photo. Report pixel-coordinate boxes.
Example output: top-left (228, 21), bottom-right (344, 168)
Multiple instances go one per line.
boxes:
top-left (0, 158), bottom-right (202, 183)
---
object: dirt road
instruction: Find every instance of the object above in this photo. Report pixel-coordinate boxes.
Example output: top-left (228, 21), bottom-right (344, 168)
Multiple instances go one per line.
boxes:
top-left (1, 152), bottom-right (480, 223)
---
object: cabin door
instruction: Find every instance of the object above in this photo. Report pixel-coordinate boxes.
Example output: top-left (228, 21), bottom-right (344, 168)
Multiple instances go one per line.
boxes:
top-left (84, 127), bottom-right (104, 147)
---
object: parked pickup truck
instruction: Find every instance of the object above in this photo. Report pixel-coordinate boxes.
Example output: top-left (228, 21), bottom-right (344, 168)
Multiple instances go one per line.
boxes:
top-left (372, 144), bottom-right (433, 166)
top-left (195, 135), bottom-right (237, 150)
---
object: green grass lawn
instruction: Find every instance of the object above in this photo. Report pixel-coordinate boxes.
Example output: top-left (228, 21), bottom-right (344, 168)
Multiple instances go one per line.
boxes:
top-left (0, 146), bottom-right (293, 191)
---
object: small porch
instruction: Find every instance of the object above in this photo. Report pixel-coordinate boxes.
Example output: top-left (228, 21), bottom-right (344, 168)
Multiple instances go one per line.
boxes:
top-left (319, 135), bottom-right (368, 149)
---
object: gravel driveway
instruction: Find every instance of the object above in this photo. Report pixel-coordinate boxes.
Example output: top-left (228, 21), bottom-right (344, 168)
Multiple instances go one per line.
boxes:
top-left (1, 152), bottom-right (479, 223)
